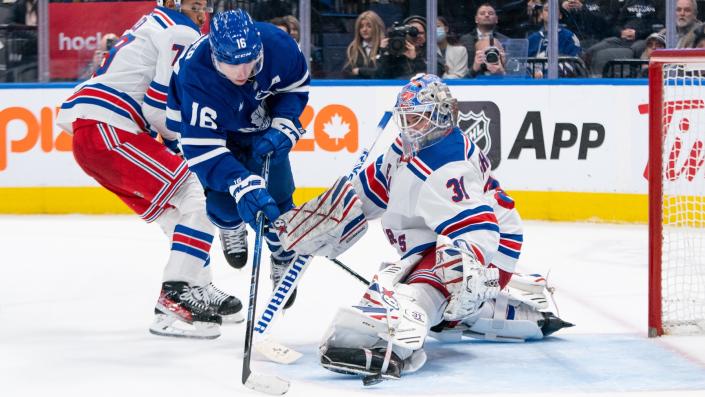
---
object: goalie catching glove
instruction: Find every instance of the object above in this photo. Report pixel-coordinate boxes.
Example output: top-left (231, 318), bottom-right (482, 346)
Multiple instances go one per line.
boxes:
top-left (436, 235), bottom-right (501, 321)
top-left (273, 177), bottom-right (368, 258)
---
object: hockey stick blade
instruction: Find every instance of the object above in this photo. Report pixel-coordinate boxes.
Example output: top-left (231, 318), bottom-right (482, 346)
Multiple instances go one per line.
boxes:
top-left (244, 372), bottom-right (290, 395)
top-left (255, 338), bottom-right (303, 364)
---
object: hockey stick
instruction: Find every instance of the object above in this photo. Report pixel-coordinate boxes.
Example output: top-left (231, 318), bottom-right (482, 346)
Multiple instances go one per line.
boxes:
top-left (249, 112), bottom-right (392, 365)
top-left (329, 258), bottom-right (370, 285)
top-left (242, 155), bottom-right (290, 396)
top-left (346, 111), bottom-right (392, 181)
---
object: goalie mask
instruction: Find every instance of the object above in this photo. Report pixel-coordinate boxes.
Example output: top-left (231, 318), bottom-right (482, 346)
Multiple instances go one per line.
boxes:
top-left (209, 9), bottom-right (264, 85)
top-left (393, 74), bottom-right (458, 156)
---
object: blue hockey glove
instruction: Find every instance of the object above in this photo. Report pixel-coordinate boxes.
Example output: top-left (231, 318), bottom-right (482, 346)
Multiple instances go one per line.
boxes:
top-left (230, 175), bottom-right (281, 229)
top-left (163, 137), bottom-right (182, 156)
top-left (252, 118), bottom-right (304, 164)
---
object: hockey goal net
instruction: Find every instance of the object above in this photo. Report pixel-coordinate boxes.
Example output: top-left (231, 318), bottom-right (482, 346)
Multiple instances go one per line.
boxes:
top-left (649, 49), bottom-right (705, 337)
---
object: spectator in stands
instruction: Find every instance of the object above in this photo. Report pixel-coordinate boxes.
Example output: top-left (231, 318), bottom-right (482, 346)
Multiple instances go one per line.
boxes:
top-left (471, 35), bottom-right (507, 77)
top-left (528, 0), bottom-right (582, 77)
top-left (674, 0), bottom-right (702, 48)
top-left (616, 0), bottom-right (662, 40)
top-left (559, 0), bottom-right (610, 49)
top-left (691, 23), bottom-right (705, 47)
top-left (376, 15), bottom-right (427, 79)
top-left (528, 1), bottom-right (582, 58)
top-left (583, 22), bottom-right (638, 76)
top-left (436, 16), bottom-right (468, 78)
top-left (524, 0), bottom-right (545, 34)
top-left (460, 3), bottom-right (508, 76)
top-left (343, 10), bottom-right (385, 79)
top-left (77, 33), bottom-right (118, 81)
top-left (10, 0), bottom-right (37, 26)
top-left (639, 32), bottom-right (665, 76)
top-left (284, 15), bottom-right (301, 44)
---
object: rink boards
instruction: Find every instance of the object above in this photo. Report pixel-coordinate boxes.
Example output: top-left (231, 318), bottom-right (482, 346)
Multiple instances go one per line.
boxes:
top-left (0, 79), bottom-right (686, 222)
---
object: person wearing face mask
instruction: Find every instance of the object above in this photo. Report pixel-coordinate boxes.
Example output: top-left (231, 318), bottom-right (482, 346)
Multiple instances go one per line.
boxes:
top-left (436, 16), bottom-right (469, 78)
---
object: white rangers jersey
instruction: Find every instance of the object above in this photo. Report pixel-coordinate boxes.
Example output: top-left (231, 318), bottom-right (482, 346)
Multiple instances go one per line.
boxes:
top-left (56, 6), bottom-right (201, 139)
top-left (352, 127), bottom-right (523, 274)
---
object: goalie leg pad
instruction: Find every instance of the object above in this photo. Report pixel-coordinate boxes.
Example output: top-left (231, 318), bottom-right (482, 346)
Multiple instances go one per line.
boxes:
top-left (460, 292), bottom-right (573, 341)
top-left (507, 272), bottom-right (551, 310)
top-left (320, 347), bottom-right (404, 379)
top-left (274, 177), bottom-right (368, 258)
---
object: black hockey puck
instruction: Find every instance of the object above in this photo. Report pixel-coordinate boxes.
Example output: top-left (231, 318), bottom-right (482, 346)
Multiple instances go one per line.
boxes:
top-left (362, 374), bottom-right (383, 386)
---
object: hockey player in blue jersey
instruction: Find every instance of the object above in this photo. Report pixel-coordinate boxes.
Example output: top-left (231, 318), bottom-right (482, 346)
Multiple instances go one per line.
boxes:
top-left (167, 9), bottom-right (309, 307)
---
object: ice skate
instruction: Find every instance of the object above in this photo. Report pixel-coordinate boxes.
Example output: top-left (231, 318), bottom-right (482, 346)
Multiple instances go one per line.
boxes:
top-left (149, 281), bottom-right (221, 339)
top-left (197, 282), bottom-right (244, 324)
top-left (219, 223), bottom-right (248, 269)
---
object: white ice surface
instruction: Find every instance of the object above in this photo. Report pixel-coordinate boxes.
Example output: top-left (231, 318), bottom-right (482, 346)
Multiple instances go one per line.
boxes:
top-left (1, 216), bottom-right (704, 397)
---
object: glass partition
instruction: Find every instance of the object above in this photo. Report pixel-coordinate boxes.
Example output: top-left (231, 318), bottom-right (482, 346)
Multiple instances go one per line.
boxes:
top-left (0, 0), bottom-right (686, 82)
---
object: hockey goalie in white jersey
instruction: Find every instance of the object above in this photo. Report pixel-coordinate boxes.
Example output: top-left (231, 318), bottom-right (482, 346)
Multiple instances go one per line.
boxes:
top-left (274, 74), bottom-right (573, 381)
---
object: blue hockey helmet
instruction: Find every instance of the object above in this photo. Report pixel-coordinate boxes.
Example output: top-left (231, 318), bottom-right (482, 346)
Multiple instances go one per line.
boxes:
top-left (393, 74), bottom-right (458, 155)
top-left (209, 9), bottom-right (264, 83)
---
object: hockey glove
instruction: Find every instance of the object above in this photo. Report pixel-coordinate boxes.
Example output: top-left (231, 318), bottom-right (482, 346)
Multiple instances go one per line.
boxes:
top-left (230, 175), bottom-right (281, 229)
top-left (163, 137), bottom-right (182, 156)
top-left (252, 118), bottom-right (304, 165)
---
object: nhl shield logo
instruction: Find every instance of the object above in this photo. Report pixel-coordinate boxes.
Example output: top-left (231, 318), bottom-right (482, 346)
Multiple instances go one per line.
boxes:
top-left (456, 101), bottom-right (501, 169)
top-left (458, 110), bottom-right (492, 156)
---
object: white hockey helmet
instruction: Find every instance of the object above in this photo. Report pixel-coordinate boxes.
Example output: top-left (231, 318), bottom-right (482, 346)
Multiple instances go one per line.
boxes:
top-left (393, 73), bottom-right (458, 155)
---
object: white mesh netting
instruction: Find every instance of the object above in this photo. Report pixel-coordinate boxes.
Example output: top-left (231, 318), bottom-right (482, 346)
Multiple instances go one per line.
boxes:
top-left (659, 64), bottom-right (705, 334)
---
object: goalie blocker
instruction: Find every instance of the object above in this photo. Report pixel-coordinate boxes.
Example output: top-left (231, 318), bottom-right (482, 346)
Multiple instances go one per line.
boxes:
top-left (274, 177), bottom-right (368, 258)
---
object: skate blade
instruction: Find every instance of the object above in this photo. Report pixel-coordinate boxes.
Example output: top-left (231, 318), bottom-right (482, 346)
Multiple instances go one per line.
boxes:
top-left (255, 338), bottom-right (303, 364)
top-left (221, 311), bottom-right (245, 324)
top-left (149, 314), bottom-right (221, 339)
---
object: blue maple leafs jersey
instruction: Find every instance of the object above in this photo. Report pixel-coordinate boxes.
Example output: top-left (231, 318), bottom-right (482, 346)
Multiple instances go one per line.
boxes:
top-left (167, 22), bottom-right (309, 193)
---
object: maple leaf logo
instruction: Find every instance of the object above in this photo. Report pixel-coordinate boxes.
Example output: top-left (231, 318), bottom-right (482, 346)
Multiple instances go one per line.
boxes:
top-left (322, 114), bottom-right (350, 143)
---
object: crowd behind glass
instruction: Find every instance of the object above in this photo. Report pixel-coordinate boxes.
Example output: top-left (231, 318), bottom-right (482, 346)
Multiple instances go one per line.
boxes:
top-left (2, 0), bottom-right (704, 81)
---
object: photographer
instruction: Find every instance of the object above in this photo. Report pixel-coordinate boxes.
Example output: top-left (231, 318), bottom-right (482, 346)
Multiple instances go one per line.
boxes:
top-left (376, 15), bottom-right (427, 79)
top-left (460, 3), bottom-right (509, 77)
top-left (470, 35), bottom-right (506, 77)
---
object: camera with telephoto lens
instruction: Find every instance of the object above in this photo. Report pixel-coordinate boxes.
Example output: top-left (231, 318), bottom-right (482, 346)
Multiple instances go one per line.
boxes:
top-left (387, 22), bottom-right (419, 57)
top-left (484, 36), bottom-right (500, 65)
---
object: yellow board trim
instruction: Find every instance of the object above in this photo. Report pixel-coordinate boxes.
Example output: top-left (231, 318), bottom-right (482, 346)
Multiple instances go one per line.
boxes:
top-left (0, 187), bottom-right (648, 223)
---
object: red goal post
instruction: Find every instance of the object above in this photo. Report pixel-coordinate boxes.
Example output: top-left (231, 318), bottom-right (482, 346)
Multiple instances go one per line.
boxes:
top-left (648, 49), bottom-right (705, 337)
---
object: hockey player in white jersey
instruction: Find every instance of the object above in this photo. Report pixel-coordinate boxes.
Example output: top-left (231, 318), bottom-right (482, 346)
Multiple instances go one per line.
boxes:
top-left (274, 74), bottom-right (573, 381)
top-left (56, 0), bottom-right (244, 339)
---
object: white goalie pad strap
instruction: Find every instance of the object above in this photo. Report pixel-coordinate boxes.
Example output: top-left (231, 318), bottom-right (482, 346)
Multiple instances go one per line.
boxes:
top-left (436, 235), bottom-right (500, 321)
top-left (274, 177), bottom-right (368, 258)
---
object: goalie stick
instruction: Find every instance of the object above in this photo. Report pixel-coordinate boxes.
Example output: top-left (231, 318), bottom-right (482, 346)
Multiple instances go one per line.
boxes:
top-left (242, 156), bottom-right (290, 396)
